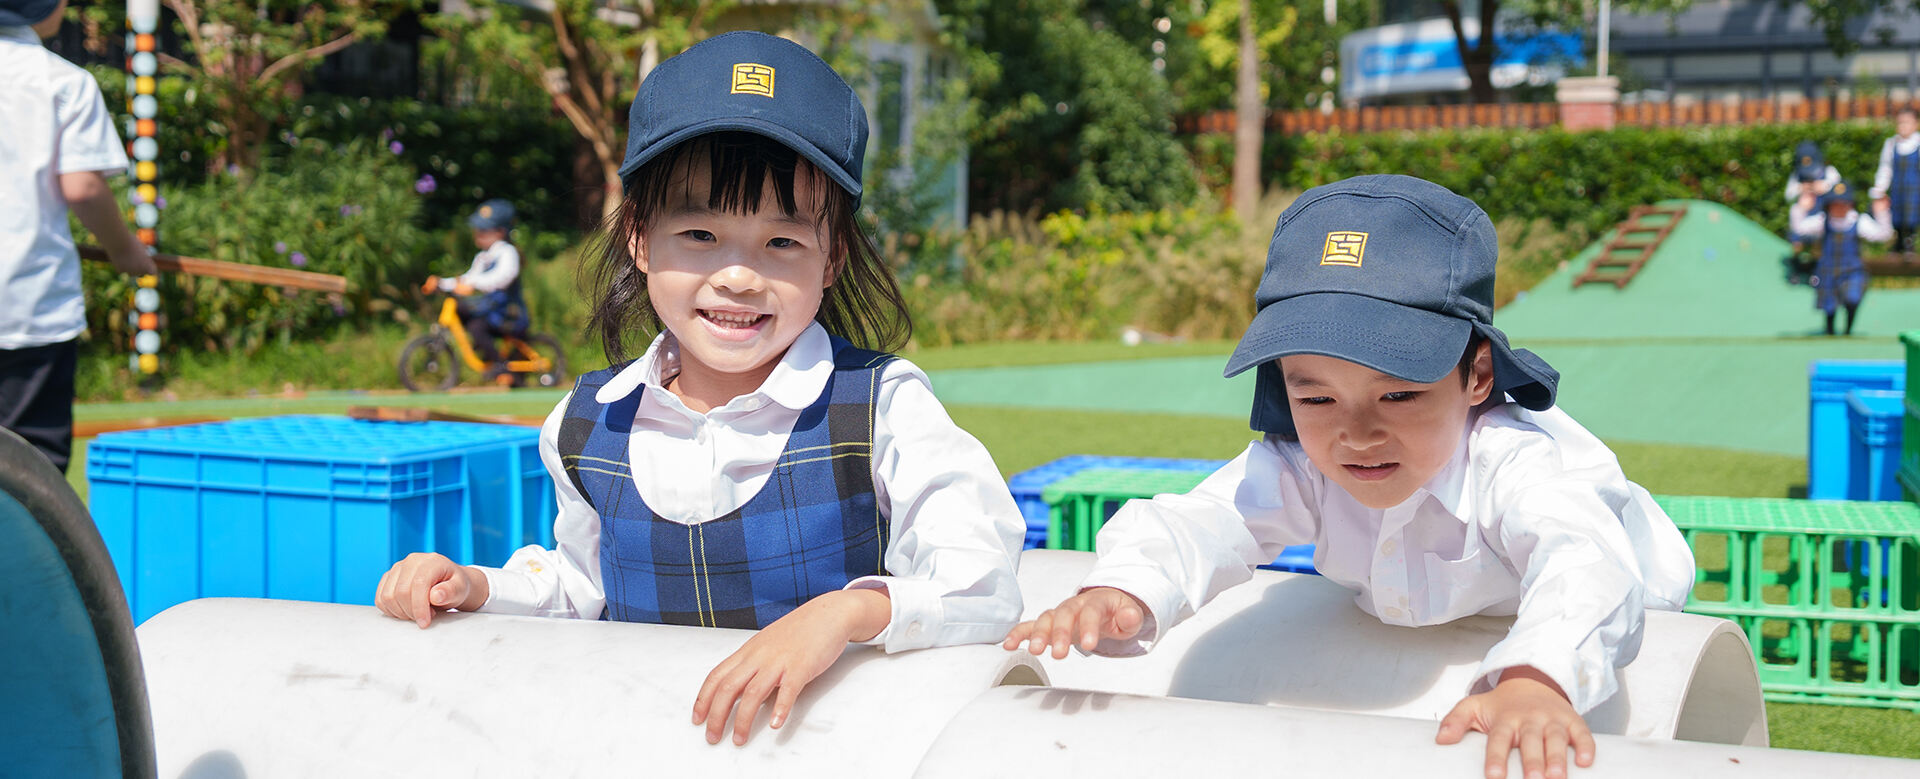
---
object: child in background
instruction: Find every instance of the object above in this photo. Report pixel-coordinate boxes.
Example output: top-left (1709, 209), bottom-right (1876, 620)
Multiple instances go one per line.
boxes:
top-left (422, 198), bottom-right (525, 378)
top-left (1869, 108), bottom-right (1920, 262)
top-left (1783, 141), bottom-right (1841, 284)
top-left (376, 31), bottom-right (1024, 747)
top-left (1005, 175), bottom-right (1695, 779)
top-left (1, 0), bottom-right (157, 472)
top-left (1793, 181), bottom-right (1891, 336)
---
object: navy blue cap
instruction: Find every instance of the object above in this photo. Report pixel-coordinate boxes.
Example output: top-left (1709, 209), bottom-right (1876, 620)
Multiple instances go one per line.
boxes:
top-left (467, 199), bottom-right (516, 231)
top-left (1794, 141), bottom-right (1826, 182)
top-left (1818, 179), bottom-right (1857, 209)
top-left (619, 31), bottom-right (867, 201)
top-left (1225, 174), bottom-right (1558, 436)
top-left (0, 0), bottom-right (61, 27)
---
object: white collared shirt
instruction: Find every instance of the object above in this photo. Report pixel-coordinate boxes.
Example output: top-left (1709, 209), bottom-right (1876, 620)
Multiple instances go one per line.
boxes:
top-left (1080, 403), bottom-right (1696, 714)
top-left (438, 241), bottom-right (520, 294)
top-left (1789, 202), bottom-right (1895, 243)
top-left (1870, 133), bottom-right (1920, 200)
top-left (1783, 165), bottom-right (1841, 202)
top-left (477, 323), bottom-right (1026, 652)
top-left (0, 25), bottom-right (131, 349)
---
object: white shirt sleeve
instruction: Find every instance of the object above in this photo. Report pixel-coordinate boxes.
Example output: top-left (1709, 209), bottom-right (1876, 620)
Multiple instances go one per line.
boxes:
top-left (1873, 139), bottom-right (1896, 200)
top-left (474, 395), bottom-right (608, 619)
top-left (446, 243), bottom-right (521, 293)
top-left (1075, 437), bottom-right (1319, 654)
top-left (1470, 435), bottom-right (1652, 715)
top-left (1855, 211), bottom-right (1896, 243)
top-left (846, 359), bottom-right (1026, 652)
top-left (54, 69), bottom-right (129, 176)
top-left (1790, 202), bottom-right (1826, 238)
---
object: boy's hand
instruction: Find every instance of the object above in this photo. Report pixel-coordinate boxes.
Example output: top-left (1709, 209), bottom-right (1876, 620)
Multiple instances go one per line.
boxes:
top-left (374, 552), bottom-right (488, 628)
top-left (1798, 191), bottom-right (1818, 211)
top-left (453, 281), bottom-right (475, 296)
top-left (692, 588), bottom-right (890, 746)
top-left (1000, 586), bottom-right (1147, 659)
top-left (1435, 666), bottom-right (1594, 779)
top-left (420, 276), bottom-right (439, 294)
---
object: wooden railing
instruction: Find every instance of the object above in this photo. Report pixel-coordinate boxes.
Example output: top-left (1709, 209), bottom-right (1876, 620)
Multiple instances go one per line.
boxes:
top-left (1177, 96), bottom-right (1920, 135)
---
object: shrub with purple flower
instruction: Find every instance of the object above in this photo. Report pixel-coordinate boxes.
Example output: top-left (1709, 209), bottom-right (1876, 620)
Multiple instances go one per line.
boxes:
top-left (414, 174), bottom-right (436, 194)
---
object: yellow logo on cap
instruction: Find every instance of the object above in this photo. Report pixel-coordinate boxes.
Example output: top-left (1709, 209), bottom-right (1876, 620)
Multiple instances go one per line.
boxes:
top-left (479, 205), bottom-right (493, 218)
top-left (1321, 231), bottom-right (1369, 267)
top-left (731, 63), bottom-right (776, 97)
top-left (1834, 182), bottom-right (1848, 195)
top-left (1801, 155), bottom-right (1813, 166)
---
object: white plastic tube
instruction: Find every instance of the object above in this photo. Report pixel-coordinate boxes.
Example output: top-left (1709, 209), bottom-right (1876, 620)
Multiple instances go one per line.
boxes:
top-left (137, 598), bottom-right (1045, 778)
top-left (912, 688), bottom-right (1917, 778)
top-left (1013, 549), bottom-right (1767, 745)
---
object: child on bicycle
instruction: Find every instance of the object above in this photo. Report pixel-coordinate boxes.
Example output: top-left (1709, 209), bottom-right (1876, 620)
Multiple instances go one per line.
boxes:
top-left (422, 198), bottom-right (525, 379)
top-left (375, 31), bottom-right (1025, 747)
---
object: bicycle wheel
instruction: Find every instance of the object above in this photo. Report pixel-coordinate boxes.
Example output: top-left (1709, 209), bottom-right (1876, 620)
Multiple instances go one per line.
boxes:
top-left (523, 334), bottom-right (570, 388)
top-left (398, 336), bottom-right (460, 392)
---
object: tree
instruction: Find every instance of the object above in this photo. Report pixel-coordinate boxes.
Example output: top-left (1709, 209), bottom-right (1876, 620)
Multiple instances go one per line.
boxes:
top-left (1439, 1), bottom-right (1694, 104)
top-left (1188, 0), bottom-right (1299, 222)
top-left (155, 0), bottom-right (405, 172)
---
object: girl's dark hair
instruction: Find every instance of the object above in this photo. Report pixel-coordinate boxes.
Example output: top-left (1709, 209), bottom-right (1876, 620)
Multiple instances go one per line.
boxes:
top-left (581, 131), bottom-right (911, 362)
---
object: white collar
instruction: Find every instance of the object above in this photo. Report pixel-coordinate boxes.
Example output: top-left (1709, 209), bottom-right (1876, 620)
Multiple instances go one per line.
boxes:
top-left (593, 321), bottom-right (835, 411)
top-left (0, 26), bottom-right (41, 44)
top-left (1386, 413), bottom-right (1475, 521)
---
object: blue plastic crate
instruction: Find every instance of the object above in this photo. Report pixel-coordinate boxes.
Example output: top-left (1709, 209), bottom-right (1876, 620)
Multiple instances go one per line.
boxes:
top-left (86, 415), bottom-right (553, 623)
top-left (1847, 389), bottom-right (1906, 501)
top-left (1258, 544), bottom-right (1319, 575)
top-left (1809, 361), bottom-right (1905, 499)
top-left (1008, 456), bottom-right (1227, 548)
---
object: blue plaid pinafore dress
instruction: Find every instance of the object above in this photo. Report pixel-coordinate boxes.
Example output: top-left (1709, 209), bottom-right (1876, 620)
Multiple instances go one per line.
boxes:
top-left (1815, 218), bottom-right (1868, 313)
top-left (557, 336), bottom-right (895, 629)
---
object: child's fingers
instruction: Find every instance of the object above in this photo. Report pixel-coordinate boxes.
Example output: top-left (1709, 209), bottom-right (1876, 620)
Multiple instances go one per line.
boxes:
top-left (1517, 721), bottom-right (1545, 779)
top-left (1570, 721), bottom-right (1596, 767)
top-left (1543, 723), bottom-right (1570, 779)
top-left (704, 667), bottom-right (757, 745)
top-left (769, 677), bottom-right (803, 730)
top-left (692, 655), bottom-right (739, 725)
top-left (1107, 601), bottom-right (1142, 640)
top-left (1025, 611), bottom-right (1058, 656)
top-left (730, 672), bottom-right (780, 745)
top-left (1047, 606), bottom-right (1086, 660)
top-left (374, 568), bottom-right (396, 618)
top-left (1000, 621), bottom-right (1032, 651)
top-left (430, 577), bottom-right (463, 609)
top-left (1483, 724), bottom-right (1516, 779)
top-left (408, 571), bottom-right (439, 628)
top-left (1434, 699), bottom-right (1476, 745)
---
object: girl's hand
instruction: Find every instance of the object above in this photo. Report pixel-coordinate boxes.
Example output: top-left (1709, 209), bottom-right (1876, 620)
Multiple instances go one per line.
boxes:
top-left (374, 552), bottom-right (488, 628)
top-left (1434, 666), bottom-right (1595, 779)
top-left (1000, 586), bottom-right (1147, 659)
top-left (692, 588), bottom-right (891, 746)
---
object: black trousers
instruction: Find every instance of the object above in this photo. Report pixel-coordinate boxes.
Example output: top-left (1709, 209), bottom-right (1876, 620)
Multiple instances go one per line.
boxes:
top-left (0, 339), bottom-right (79, 473)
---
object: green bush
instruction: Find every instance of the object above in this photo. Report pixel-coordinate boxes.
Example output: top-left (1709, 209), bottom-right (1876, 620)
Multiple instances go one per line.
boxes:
top-left (1241, 121), bottom-right (1896, 235)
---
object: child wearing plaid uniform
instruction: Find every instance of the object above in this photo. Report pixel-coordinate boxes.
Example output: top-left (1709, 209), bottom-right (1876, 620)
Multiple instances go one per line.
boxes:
top-left (375, 32), bottom-right (1024, 747)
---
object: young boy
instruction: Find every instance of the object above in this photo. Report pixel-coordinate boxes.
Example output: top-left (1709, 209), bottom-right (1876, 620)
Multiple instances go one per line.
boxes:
top-left (1869, 108), bottom-right (1920, 261)
top-left (1783, 141), bottom-right (1840, 284)
top-left (1, 0), bottom-right (157, 472)
top-left (1793, 181), bottom-right (1891, 336)
top-left (421, 198), bottom-right (525, 378)
top-left (1005, 175), bottom-right (1695, 779)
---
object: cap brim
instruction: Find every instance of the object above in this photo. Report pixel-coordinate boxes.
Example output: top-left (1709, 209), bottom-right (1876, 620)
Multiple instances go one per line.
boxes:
top-left (1224, 292), bottom-right (1472, 383)
top-left (617, 116), bottom-right (862, 200)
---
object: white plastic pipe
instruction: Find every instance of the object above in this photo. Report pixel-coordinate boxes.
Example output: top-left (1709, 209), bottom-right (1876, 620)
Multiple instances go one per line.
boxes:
top-left (137, 598), bottom-right (1045, 778)
top-left (1013, 550), bottom-right (1767, 745)
top-left (912, 688), bottom-right (1918, 778)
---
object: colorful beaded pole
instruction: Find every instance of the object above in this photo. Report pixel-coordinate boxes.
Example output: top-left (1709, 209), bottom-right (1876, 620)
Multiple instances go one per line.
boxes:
top-left (126, 0), bottom-right (161, 375)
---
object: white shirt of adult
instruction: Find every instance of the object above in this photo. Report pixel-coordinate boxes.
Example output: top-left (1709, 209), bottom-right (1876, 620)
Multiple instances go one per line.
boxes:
top-left (1783, 165), bottom-right (1841, 202)
top-left (478, 322), bottom-right (1028, 652)
top-left (0, 25), bottom-right (131, 350)
top-left (1790, 203), bottom-right (1895, 242)
top-left (1079, 403), bottom-right (1697, 715)
top-left (437, 241), bottom-right (520, 294)
top-left (1869, 133), bottom-right (1920, 201)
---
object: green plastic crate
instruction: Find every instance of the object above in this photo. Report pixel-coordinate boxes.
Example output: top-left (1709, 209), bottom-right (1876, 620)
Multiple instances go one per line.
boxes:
top-left (1657, 495), bottom-right (1920, 710)
top-left (1903, 330), bottom-right (1920, 502)
top-left (1040, 468), bottom-right (1211, 551)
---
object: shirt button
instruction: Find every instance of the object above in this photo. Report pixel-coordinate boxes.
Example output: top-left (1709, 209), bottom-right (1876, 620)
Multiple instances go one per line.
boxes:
top-left (1381, 540), bottom-right (1398, 556)
top-left (906, 621), bottom-right (924, 640)
top-left (1382, 606), bottom-right (1404, 619)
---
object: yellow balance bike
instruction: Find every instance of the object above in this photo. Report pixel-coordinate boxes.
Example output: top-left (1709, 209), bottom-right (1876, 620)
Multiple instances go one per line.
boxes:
top-left (398, 295), bottom-right (568, 392)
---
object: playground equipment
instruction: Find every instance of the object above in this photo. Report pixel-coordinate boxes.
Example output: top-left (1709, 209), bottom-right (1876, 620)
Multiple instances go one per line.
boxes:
top-left (1574, 203), bottom-right (1689, 288)
top-left (398, 295), bottom-right (567, 391)
top-left (0, 428), bottom-right (155, 778)
top-left (1010, 550), bottom-right (1770, 745)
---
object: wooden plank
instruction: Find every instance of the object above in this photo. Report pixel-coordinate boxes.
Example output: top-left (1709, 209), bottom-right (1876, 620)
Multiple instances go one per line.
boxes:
top-left (345, 405), bottom-right (541, 427)
top-left (73, 415), bottom-right (226, 438)
top-left (79, 247), bottom-right (348, 293)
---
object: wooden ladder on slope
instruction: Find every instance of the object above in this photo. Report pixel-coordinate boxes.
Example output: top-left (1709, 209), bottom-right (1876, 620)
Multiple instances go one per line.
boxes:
top-left (1572, 204), bottom-right (1688, 289)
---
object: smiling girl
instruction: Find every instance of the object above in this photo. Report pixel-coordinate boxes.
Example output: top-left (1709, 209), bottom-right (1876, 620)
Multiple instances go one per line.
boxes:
top-left (373, 32), bottom-right (1024, 748)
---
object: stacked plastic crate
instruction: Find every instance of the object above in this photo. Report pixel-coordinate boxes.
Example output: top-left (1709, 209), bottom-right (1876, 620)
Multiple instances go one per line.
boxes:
top-left (1660, 495), bottom-right (1920, 711)
top-left (1809, 360), bottom-right (1905, 501)
top-left (87, 416), bottom-right (553, 623)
